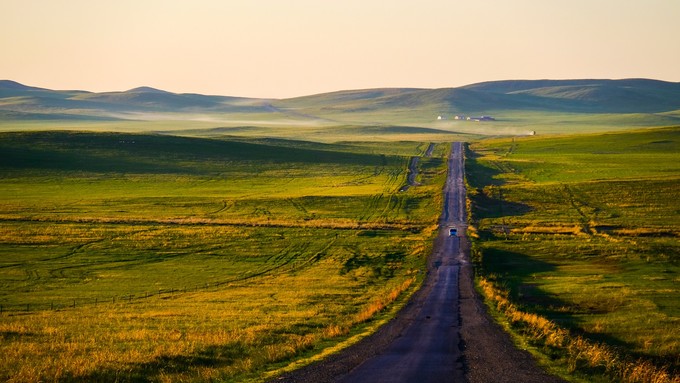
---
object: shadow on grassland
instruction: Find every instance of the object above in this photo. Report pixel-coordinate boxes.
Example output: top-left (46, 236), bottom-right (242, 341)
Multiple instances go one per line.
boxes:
top-left (60, 340), bottom-right (270, 382)
top-left (469, 188), bottom-right (532, 220)
top-left (0, 131), bottom-right (397, 175)
top-left (465, 147), bottom-right (532, 219)
top-left (464, 147), bottom-right (505, 189)
top-left (479, 246), bottom-right (672, 368)
top-left (481, 246), bottom-right (581, 326)
top-left (481, 247), bottom-right (558, 298)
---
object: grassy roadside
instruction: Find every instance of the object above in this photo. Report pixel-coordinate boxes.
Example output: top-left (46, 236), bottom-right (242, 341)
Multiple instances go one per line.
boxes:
top-left (0, 131), bottom-right (448, 382)
top-left (465, 127), bottom-right (680, 383)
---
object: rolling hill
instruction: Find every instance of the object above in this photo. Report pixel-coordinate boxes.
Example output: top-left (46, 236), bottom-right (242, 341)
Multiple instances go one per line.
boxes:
top-left (0, 80), bottom-right (272, 120)
top-left (1, 78), bottom-right (679, 125)
top-left (275, 79), bottom-right (680, 115)
top-left (462, 79), bottom-right (680, 112)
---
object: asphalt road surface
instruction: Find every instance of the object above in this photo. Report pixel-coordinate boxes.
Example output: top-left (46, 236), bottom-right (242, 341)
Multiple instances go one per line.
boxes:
top-left (272, 142), bottom-right (565, 383)
top-left (336, 144), bottom-right (467, 383)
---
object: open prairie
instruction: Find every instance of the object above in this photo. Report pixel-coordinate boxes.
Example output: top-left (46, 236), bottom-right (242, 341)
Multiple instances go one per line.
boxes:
top-left (0, 131), bottom-right (448, 382)
top-left (466, 127), bottom-right (680, 382)
top-left (2, 79), bottom-right (680, 382)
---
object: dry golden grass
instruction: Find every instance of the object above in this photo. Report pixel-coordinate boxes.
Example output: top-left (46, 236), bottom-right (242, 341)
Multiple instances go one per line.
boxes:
top-left (354, 277), bottom-right (415, 324)
top-left (1, 267), bottom-right (424, 382)
top-left (478, 278), bottom-right (679, 383)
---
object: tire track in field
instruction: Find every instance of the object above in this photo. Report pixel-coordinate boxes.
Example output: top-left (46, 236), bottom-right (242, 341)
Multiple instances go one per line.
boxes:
top-left (562, 184), bottom-right (596, 235)
top-left (287, 198), bottom-right (313, 221)
top-left (9, 235), bottom-right (340, 313)
top-left (9, 238), bottom-right (113, 283)
top-left (46, 228), bottom-right (160, 279)
top-left (360, 193), bottom-right (383, 222)
top-left (224, 236), bottom-right (338, 285)
top-left (207, 200), bottom-right (233, 215)
top-left (266, 242), bottom-right (307, 264)
top-left (562, 185), bottom-right (641, 246)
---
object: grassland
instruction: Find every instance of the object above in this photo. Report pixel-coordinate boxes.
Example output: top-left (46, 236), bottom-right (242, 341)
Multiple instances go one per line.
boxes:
top-left (466, 127), bottom-right (680, 382)
top-left (0, 131), bottom-right (448, 382)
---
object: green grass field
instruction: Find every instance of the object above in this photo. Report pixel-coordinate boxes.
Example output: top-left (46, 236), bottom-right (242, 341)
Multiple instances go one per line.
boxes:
top-left (2, 78), bottom-right (680, 382)
top-left (466, 127), bottom-right (680, 382)
top-left (0, 131), bottom-right (448, 382)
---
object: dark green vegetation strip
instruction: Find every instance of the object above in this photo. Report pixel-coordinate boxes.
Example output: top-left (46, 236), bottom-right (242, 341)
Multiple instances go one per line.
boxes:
top-left (466, 127), bottom-right (680, 382)
top-left (0, 131), bottom-right (394, 171)
top-left (0, 131), bottom-right (447, 382)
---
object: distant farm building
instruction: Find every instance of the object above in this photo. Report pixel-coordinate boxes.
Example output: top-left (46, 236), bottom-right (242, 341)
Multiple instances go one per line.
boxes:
top-left (454, 115), bottom-right (496, 122)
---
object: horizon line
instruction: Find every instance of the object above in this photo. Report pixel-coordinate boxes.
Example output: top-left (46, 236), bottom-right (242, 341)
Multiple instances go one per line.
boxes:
top-left (2, 77), bottom-right (679, 100)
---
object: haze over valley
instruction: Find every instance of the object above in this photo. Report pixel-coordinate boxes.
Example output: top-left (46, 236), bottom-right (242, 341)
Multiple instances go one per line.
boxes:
top-left (2, 78), bottom-right (680, 140)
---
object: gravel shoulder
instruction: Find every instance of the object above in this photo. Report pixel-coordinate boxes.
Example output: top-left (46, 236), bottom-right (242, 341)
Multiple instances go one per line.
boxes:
top-left (458, 236), bottom-right (566, 383)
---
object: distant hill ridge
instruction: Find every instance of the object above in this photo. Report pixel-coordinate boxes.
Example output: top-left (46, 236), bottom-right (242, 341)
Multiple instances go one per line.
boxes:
top-left (0, 80), bottom-right (48, 92)
top-left (275, 78), bottom-right (680, 114)
top-left (126, 86), bottom-right (171, 94)
top-left (1, 78), bottom-right (679, 120)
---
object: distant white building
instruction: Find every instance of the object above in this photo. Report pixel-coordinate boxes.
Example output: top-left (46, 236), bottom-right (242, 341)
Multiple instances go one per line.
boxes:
top-left (451, 114), bottom-right (497, 122)
top-left (459, 115), bottom-right (496, 122)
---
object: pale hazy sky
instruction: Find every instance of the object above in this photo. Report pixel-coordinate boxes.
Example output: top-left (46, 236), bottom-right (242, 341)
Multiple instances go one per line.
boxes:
top-left (2, 0), bottom-right (679, 98)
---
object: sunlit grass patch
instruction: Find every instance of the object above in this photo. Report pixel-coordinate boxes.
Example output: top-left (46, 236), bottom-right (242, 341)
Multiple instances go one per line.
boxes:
top-left (467, 127), bottom-right (680, 381)
top-left (0, 132), bottom-right (446, 381)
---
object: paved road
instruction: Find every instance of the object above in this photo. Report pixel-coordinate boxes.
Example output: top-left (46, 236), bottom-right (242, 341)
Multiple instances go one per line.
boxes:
top-left (337, 142), bottom-right (467, 383)
top-left (272, 142), bottom-right (564, 383)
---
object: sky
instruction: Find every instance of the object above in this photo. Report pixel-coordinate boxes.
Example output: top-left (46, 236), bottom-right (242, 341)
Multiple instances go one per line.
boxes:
top-left (1, 0), bottom-right (679, 99)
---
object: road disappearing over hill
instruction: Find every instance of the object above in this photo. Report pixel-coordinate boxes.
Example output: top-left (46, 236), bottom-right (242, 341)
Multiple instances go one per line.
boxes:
top-left (274, 142), bottom-right (564, 383)
top-left (336, 142), bottom-right (467, 382)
